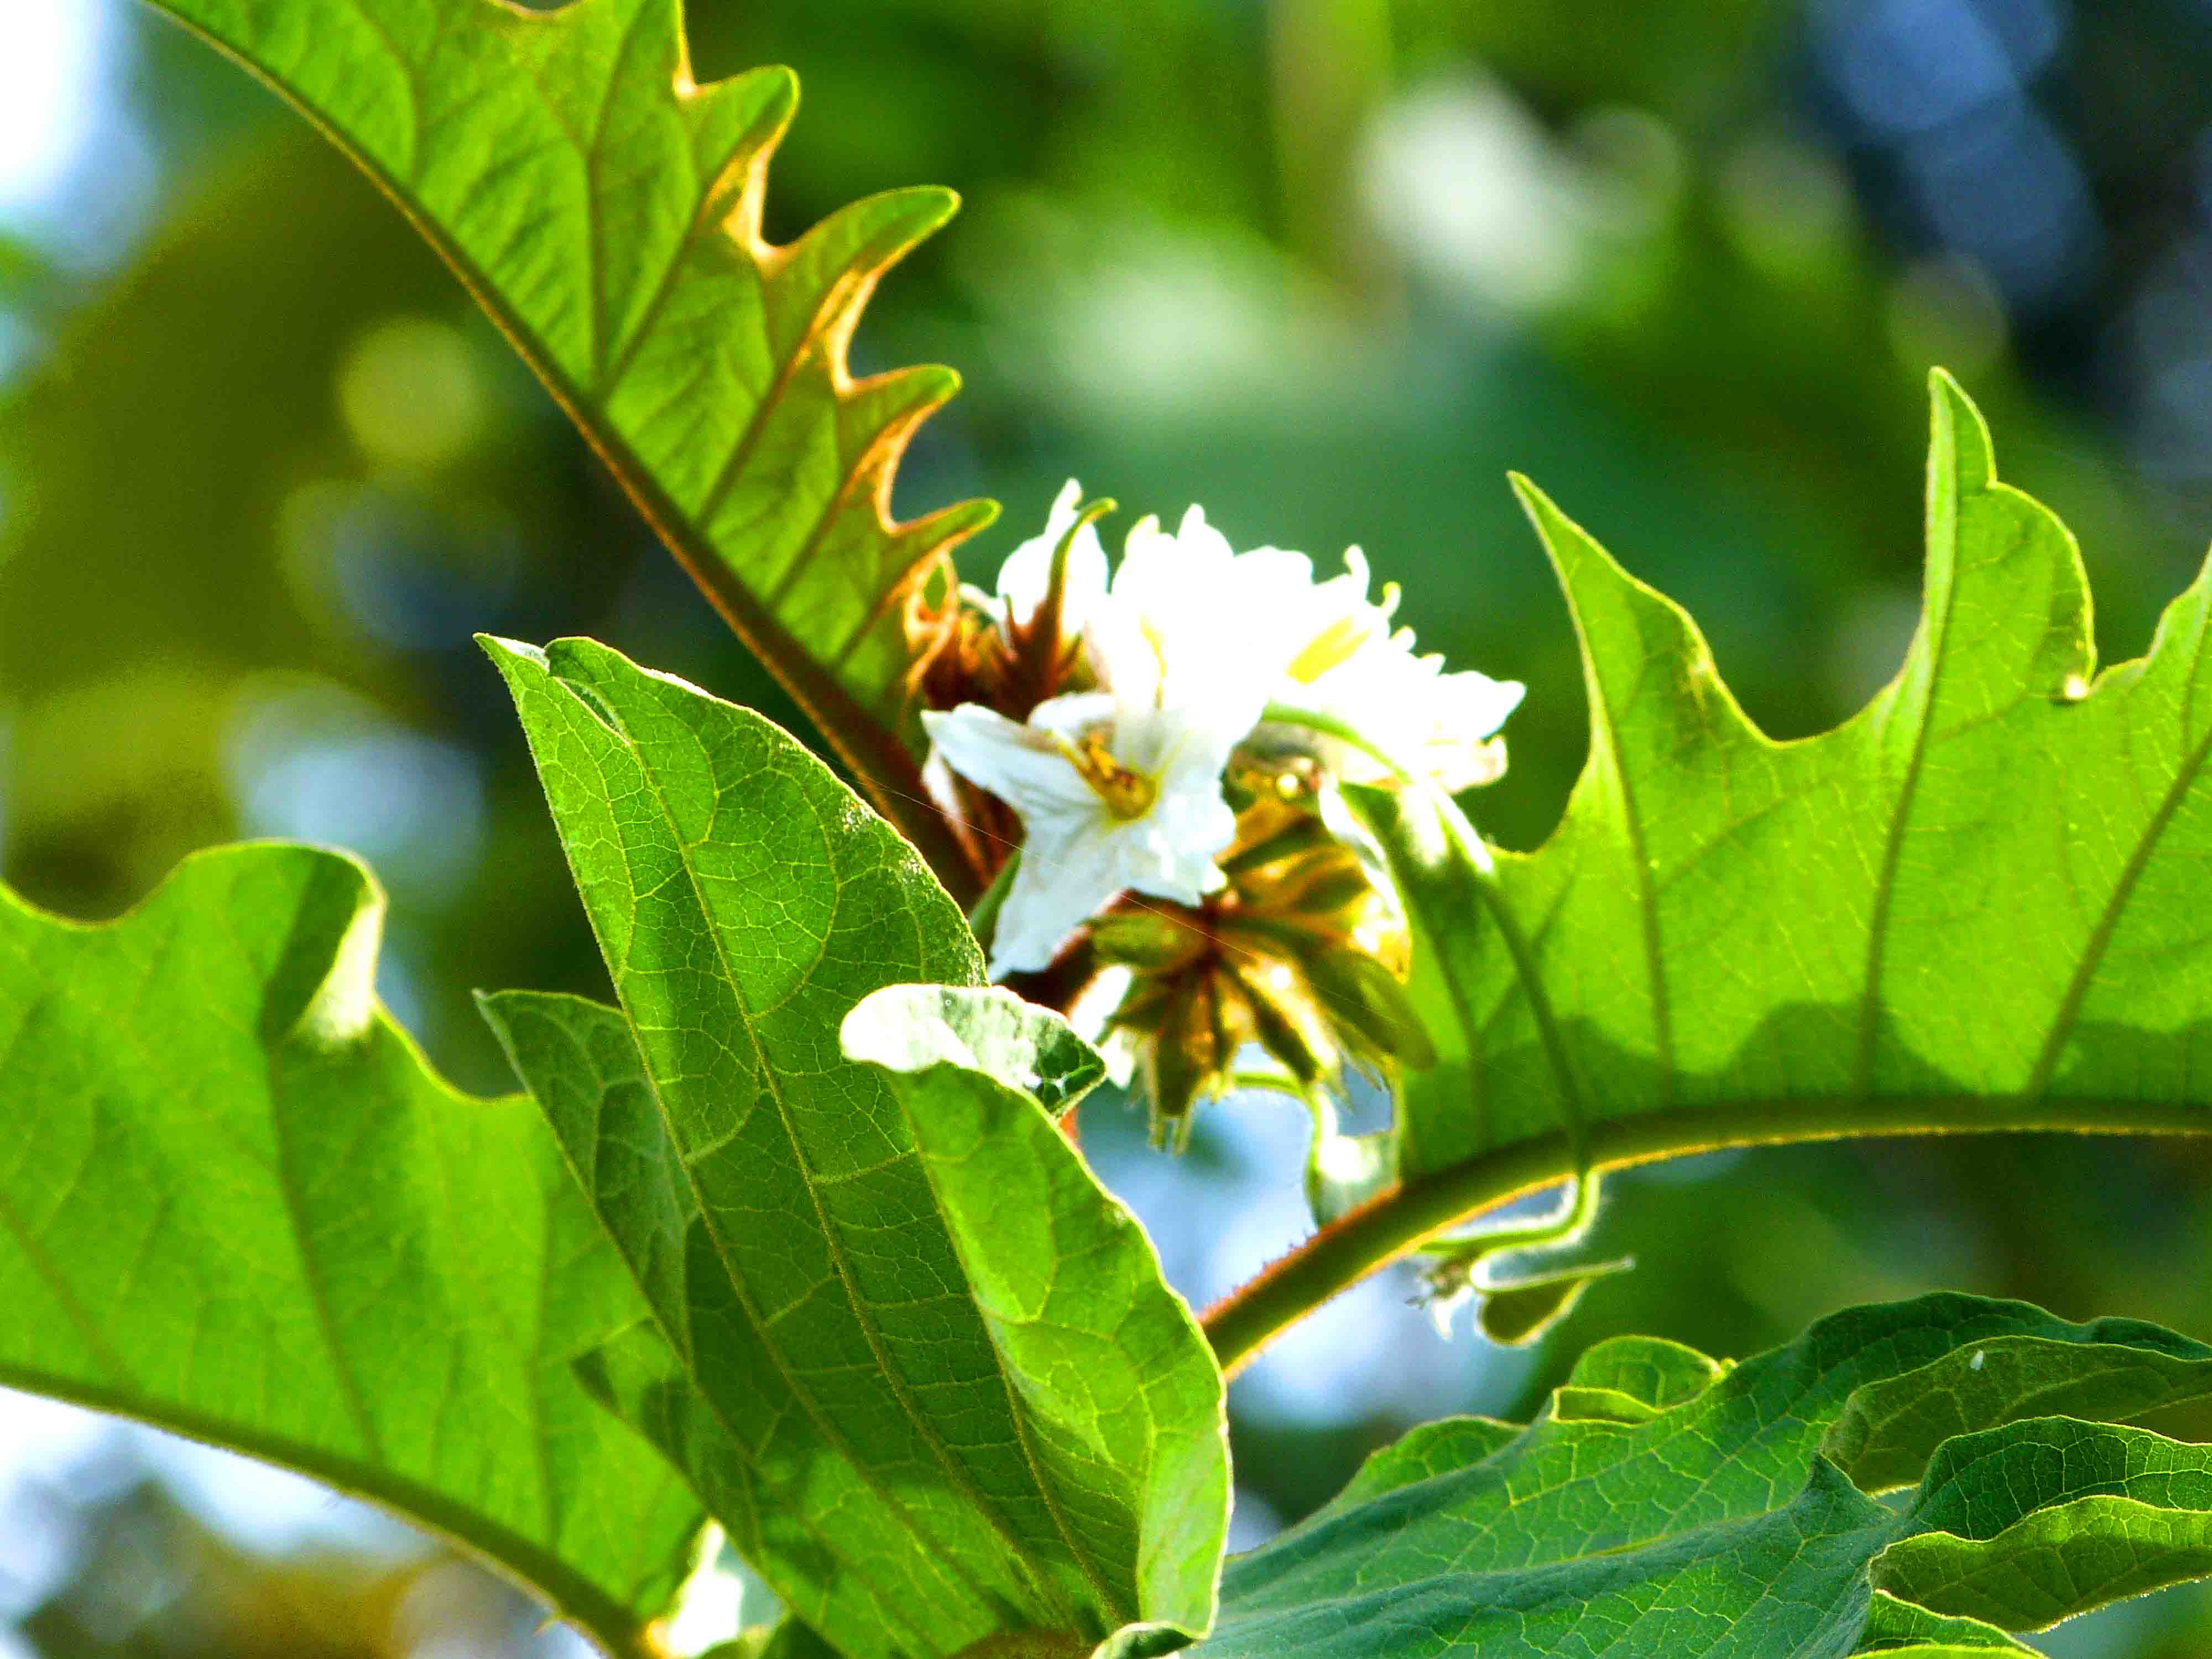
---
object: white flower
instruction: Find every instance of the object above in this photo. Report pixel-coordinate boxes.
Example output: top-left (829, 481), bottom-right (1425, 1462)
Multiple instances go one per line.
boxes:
top-left (963, 478), bottom-right (1107, 651)
top-left (1086, 504), bottom-right (1307, 718)
top-left (931, 498), bottom-right (1289, 977)
top-left (923, 691), bottom-right (1244, 978)
top-left (924, 494), bottom-right (1519, 978)
top-left (1254, 546), bottom-right (1524, 791)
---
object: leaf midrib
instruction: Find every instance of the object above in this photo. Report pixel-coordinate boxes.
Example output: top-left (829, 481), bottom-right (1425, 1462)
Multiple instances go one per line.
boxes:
top-left (594, 63), bottom-right (773, 395)
top-left (1856, 420), bottom-right (1969, 1097)
top-left (507, 990), bottom-right (952, 1656)
top-left (145, 0), bottom-right (977, 893)
top-left (1243, 1443), bottom-right (1869, 1603)
top-left (1582, 644), bottom-right (1675, 1103)
top-left (891, 1064), bottom-right (1144, 1630)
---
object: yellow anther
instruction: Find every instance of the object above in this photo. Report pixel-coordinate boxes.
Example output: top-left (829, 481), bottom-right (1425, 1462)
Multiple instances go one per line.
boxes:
top-left (1286, 613), bottom-right (1385, 685)
top-left (1056, 731), bottom-right (1159, 821)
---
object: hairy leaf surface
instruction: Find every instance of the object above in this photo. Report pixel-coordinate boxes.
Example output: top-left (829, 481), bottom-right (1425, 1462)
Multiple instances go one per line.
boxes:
top-left (1201, 1295), bottom-right (2212, 1656)
top-left (1369, 373), bottom-right (2212, 1189)
top-left (0, 848), bottom-right (702, 1653)
top-left (137, 0), bottom-right (994, 889)
top-left (482, 637), bottom-right (1229, 1659)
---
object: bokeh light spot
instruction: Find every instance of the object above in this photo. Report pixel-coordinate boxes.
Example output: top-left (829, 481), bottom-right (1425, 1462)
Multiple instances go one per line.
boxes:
top-left (338, 315), bottom-right (489, 470)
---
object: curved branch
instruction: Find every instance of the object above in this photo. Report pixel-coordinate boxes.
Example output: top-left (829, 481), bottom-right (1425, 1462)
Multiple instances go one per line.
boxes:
top-left (1200, 1098), bottom-right (2212, 1377)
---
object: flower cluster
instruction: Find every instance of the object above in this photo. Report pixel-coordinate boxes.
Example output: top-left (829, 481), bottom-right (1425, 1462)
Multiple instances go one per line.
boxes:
top-left (920, 482), bottom-right (1521, 1136)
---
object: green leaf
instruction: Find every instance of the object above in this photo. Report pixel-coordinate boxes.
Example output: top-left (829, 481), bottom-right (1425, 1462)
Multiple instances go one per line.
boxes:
top-left (1198, 1293), bottom-right (2212, 1656)
top-left (0, 847), bottom-right (702, 1655)
top-left (1878, 1419), bottom-right (2212, 1631)
top-left (480, 637), bottom-right (1229, 1659)
top-left (135, 0), bottom-right (994, 890)
top-left (1367, 368), bottom-right (2212, 1182)
top-left (1822, 1316), bottom-right (2212, 1493)
top-left (1222, 371), bottom-right (2212, 1364)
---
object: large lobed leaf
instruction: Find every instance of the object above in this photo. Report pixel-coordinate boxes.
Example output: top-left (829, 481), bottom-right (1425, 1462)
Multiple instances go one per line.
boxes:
top-left (1366, 372), bottom-right (2212, 1191)
top-left (135, 0), bottom-right (994, 891)
top-left (0, 847), bottom-right (702, 1655)
top-left (481, 636), bottom-right (1229, 1659)
top-left (1202, 1293), bottom-right (2212, 1656)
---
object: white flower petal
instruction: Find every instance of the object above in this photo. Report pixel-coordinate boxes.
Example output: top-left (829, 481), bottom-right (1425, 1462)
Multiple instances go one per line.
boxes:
top-left (1150, 709), bottom-right (1246, 796)
top-left (1138, 792), bottom-right (1238, 899)
top-left (1027, 690), bottom-right (1119, 743)
top-left (1227, 532), bottom-right (1526, 792)
top-left (1433, 668), bottom-right (1526, 740)
top-left (1115, 508), bottom-right (1233, 615)
top-left (1083, 592), bottom-right (1165, 709)
top-left (992, 478), bottom-right (1107, 645)
top-left (990, 821), bottom-right (1128, 977)
top-left (1420, 735), bottom-right (1511, 795)
top-left (1229, 546), bottom-right (1318, 614)
top-left (1173, 503), bottom-right (1236, 563)
top-left (922, 705), bottom-right (1094, 823)
top-left (1094, 511), bottom-right (1303, 719)
top-left (921, 745), bottom-right (968, 824)
top-left (1113, 725), bottom-right (1240, 904)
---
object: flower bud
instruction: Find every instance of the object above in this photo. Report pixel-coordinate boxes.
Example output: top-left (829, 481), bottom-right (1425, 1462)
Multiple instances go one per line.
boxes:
top-left (1093, 780), bottom-right (1433, 1146)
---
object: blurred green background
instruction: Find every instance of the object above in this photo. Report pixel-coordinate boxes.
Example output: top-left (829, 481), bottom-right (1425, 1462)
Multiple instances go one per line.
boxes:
top-left (7, 0), bottom-right (2212, 1652)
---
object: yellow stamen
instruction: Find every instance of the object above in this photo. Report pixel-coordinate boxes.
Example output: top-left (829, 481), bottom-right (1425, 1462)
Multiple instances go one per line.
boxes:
top-left (1286, 613), bottom-right (1383, 684)
top-left (1055, 731), bottom-right (1158, 821)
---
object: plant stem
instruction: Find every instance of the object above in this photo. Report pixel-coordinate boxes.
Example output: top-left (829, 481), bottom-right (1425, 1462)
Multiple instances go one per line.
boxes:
top-left (1199, 1098), bottom-right (2212, 1377)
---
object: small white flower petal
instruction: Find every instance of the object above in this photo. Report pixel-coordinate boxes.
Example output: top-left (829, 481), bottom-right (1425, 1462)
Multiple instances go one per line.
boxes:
top-left (990, 819), bottom-right (1127, 977)
top-left (1230, 533), bottom-right (1526, 794)
top-left (1082, 593), bottom-right (1166, 709)
top-left (1434, 668), bottom-right (1527, 741)
top-left (1147, 708), bottom-right (1246, 796)
top-left (922, 705), bottom-right (1095, 825)
top-left (1113, 722), bottom-right (1240, 904)
top-left (992, 478), bottom-right (1107, 645)
top-left (1172, 503), bottom-right (1236, 563)
top-left (1094, 515), bottom-right (1300, 721)
top-left (1135, 792), bottom-right (1238, 900)
top-left (1115, 507), bottom-right (1234, 617)
top-left (1027, 690), bottom-right (1119, 743)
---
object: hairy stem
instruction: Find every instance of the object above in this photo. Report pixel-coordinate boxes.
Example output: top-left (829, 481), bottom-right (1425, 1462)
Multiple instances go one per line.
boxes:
top-left (1200, 1099), bottom-right (2212, 1377)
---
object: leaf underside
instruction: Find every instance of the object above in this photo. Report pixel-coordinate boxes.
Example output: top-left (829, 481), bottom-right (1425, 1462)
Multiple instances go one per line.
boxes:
top-left (136, 0), bottom-right (995, 892)
top-left (0, 847), bottom-right (702, 1653)
top-left (1366, 372), bottom-right (2212, 1192)
top-left (1202, 1293), bottom-right (2212, 1656)
top-left (482, 637), bottom-right (1228, 1659)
